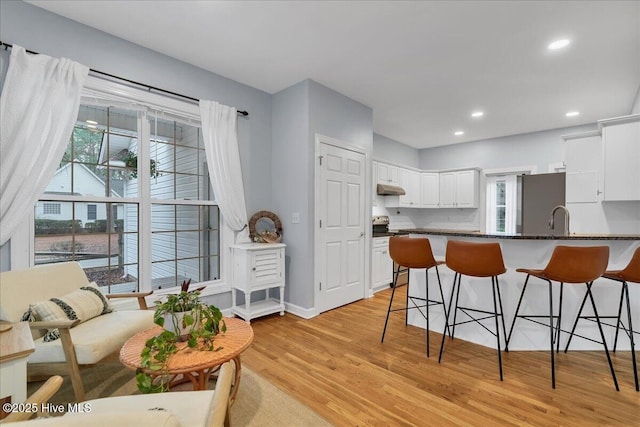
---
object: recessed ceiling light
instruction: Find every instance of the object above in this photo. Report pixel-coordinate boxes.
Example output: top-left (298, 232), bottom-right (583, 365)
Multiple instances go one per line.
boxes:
top-left (471, 111), bottom-right (484, 118)
top-left (86, 120), bottom-right (98, 125)
top-left (454, 131), bottom-right (464, 136)
top-left (566, 111), bottom-right (580, 117)
top-left (548, 39), bottom-right (571, 50)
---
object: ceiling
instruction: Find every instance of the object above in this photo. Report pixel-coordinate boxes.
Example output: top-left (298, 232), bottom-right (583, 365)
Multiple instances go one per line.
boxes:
top-left (27, 1), bottom-right (640, 149)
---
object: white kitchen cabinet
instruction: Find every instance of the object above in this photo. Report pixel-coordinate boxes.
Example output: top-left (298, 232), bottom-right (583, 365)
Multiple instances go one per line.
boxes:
top-left (421, 172), bottom-right (440, 208)
top-left (372, 237), bottom-right (393, 290)
top-left (601, 117), bottom-right (640, 201)
top-left (398, 168), bottom-right (421, 207)
top-left (564, 131), bottom-right (602, 203)
top-left (439, 169), bottom-right (479, 208)
top-left (231, 243), bottom-right (286, 323)
top-left (372, 160), bottom-right (378, 206)
top-left (378, 162), bottom-right (400, 186)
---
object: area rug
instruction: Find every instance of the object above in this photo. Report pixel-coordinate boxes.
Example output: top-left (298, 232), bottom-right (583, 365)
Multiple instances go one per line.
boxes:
top-left (27, 358), bottom-right (333, 427)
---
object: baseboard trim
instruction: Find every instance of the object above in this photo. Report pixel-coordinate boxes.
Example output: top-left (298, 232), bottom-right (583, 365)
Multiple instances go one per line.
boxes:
top-left (284, 302), bottom-right (318, 319)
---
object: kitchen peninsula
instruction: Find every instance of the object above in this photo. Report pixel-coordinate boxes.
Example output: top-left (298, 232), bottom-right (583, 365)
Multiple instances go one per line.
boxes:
top-left (396, 229), bottom-right (639, 351)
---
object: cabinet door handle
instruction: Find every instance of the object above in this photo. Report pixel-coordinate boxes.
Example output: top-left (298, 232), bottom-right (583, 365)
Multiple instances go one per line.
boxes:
top-left (252, 267), bottom-right (256, 271)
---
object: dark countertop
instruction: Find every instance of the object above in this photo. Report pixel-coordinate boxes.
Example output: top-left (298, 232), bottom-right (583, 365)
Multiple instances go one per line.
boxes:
top-left (388, 228), bottom-right (640, 241)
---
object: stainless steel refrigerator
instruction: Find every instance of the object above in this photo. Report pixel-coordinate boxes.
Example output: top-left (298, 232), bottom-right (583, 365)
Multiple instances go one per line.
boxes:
top-left (518, 173), bottom-right (566, 235)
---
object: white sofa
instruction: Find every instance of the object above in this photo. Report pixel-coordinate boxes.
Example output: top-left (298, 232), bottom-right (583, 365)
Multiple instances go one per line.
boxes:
top-left (0, 262), bottom-right (154, 401)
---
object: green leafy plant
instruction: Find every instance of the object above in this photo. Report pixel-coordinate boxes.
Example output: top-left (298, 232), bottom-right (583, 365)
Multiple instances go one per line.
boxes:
top-left (136, 284), bottom-right (226, 393)
top-left (121, 150), bottom-right (160, 179)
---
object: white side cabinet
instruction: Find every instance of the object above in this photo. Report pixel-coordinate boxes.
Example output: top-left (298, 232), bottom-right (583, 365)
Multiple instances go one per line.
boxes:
top-left (230, 243), bottom-right (286, 323)
top-left (372, 237), bottom-right (393, 290)
top-left (0, 322), bottom-right (35, 411)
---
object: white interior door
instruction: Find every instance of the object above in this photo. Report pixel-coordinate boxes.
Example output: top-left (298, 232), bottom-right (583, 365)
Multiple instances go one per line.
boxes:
top-left (317, 140), bottom-right (366, 312)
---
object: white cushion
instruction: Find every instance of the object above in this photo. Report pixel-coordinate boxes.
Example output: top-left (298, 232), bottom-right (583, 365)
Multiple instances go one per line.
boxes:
top-left (29, 282), bottom-right (113, 342)
top-left (83, 390), bottom-right (217, 427)
top-left (31, 282), bottom-right (111, 323)
top-left (28, 310), bottom-right (154, 364)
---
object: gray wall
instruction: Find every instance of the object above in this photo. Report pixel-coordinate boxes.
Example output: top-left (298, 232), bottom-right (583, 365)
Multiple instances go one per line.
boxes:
top-left (0, 0), bottom-right (272, 273)
top-left (632, 85), bottom-right (640, 114)
top-left (272, 80), bottom-right (311, 308)
top-left (418, 124), bottom-right (598, 172)
top-left (272, 79), bottom-right (372, 310)
top-left (373, 133), bottom-right (420, 168)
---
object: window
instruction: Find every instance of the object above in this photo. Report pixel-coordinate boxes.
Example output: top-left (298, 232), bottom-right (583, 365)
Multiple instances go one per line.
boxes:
top-left (87, 204), bottom-right (97, 221)
top-left (34, 79), bottom-right (222, 295)
top-left (43, 203), bottom-right (61, 215)
top-left (486, 174), bottom-right (518, 234)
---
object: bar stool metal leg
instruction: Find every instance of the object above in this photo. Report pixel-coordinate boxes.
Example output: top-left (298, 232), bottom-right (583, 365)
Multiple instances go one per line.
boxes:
top-left (585, 282), bottom-right (620, 391)
top-left (547, 279), bottom-right (556, 389)
top-left (381, 263), bottom-right (402, 343)
top-left (622, 281), bottom-right (639, 391)
top-left (505, 275), bottom-right (531, 352)
top-left (491, 276), bottom-right (503, 380)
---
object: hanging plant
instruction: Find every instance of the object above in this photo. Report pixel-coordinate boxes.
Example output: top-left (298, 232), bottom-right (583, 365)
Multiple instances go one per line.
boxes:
top-left (121, 150), bottom-right (161, 179)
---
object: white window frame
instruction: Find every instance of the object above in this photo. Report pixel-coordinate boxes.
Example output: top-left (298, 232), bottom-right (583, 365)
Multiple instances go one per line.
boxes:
top-left (20, 75), bottom-right (233, 297)
top-left (484, 166), bottom-right (536, 235)
top-left (486, 175), bottom-right (517, 234)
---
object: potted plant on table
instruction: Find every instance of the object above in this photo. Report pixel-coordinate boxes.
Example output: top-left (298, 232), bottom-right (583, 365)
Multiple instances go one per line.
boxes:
top-left (136, 279), bottom-right (226, 393)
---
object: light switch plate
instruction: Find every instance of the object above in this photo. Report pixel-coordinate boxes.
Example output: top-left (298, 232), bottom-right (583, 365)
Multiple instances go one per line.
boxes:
top-left (292, 212), bottom-right (300, 224)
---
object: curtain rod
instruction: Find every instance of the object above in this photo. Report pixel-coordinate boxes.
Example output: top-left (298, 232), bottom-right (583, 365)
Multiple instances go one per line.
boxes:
top-left (0, 41), bottom-right (249, 117)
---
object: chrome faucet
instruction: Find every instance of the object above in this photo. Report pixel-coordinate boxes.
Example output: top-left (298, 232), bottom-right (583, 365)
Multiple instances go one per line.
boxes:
top-left (548, 205), bottom-right (570, 236)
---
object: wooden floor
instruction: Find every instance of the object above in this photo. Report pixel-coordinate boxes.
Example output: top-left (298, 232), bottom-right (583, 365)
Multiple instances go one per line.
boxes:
top-left (241, 286), bottom-right (639, 427)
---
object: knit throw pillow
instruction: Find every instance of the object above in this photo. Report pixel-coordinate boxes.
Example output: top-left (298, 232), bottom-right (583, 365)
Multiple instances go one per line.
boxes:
top-left (25, 282), bottom-right (112, 342)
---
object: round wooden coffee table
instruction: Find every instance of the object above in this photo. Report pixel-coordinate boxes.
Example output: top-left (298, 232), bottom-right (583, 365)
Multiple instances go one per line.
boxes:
top-left (120, 317), bottom-right (253, 404)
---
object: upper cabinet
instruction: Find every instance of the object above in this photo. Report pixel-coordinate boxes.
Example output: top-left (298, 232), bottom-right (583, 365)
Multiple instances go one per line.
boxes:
top-left (563, 131), bottom-right (602, 203)
top-left (398, 168), bottom-right (421, 207)
top-left (420, 173), bottom-right (439, 208)
top-left (600, 116), bottom-right (640, 201)
top-left (378, 162), bottom-right (400, 186)
top-left (373, 161), bottom-right (479, 209)
top-left (439, 170), bottom-right (479, 208)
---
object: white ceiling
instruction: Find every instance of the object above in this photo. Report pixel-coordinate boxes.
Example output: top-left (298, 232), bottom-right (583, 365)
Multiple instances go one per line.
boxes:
top-left (27, 1), bottom-right (640, 149)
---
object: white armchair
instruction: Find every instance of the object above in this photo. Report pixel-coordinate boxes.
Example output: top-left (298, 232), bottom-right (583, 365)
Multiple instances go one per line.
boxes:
top-left (2, 362), bottom-right (234, 427)
top-left (0, 262), bottom-right (155, 401)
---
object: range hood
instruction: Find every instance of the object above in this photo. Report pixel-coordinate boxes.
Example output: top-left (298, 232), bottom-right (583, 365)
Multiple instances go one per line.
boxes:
top-left (377, 183), bottom-right (406, 196)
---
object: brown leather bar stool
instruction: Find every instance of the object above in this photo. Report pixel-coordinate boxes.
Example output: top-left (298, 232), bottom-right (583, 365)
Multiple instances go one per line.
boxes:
top-left (505, 245), bottom-right (618, 390)
top-left (564, 247), bottom-right (639, 391)
top-left (437, 240), bottom-right (507, 380)
top-left (381, 235), bottom-right (448, 357)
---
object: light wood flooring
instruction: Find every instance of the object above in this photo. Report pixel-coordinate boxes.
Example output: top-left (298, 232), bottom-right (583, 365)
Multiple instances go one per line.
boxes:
top-left (241, 286), bottom-right (639, 427)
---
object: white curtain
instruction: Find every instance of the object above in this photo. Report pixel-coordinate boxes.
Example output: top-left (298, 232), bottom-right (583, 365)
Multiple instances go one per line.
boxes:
top-left (199, 100), bottom-right (250, 243)
top-left (0, 46), bottom-right (89, 246)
